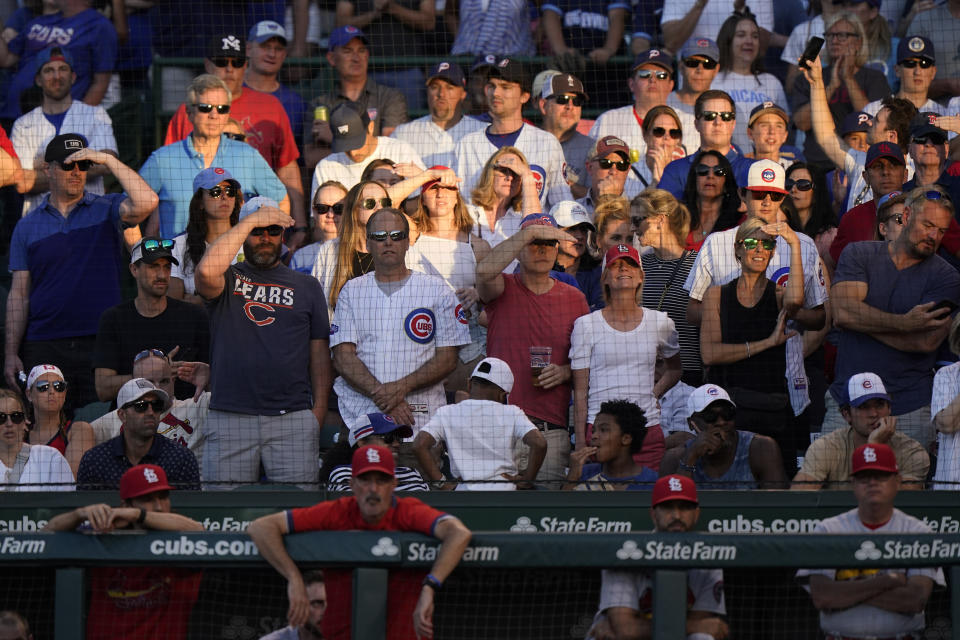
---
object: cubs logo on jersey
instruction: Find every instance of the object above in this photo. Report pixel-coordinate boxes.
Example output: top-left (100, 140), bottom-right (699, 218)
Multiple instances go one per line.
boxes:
top-left (405, 308), bottom-right (436, 344)
top-left (770, 266), bottom-right (790, 287)
top-left (455, 304), bottom-right (468, 325)
top-left (529, 164), bottom-right (547, 199)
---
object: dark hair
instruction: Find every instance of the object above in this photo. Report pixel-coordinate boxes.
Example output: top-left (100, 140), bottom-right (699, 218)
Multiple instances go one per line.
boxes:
top-left (682, 149), bottom-right (742, 233)
top-left (717, 11), bottom-right (764, 77)
top-left (184, 187), bottom-right (243, 274)
top-left (597, 399), bottom-right (648, 455)
top-left (303, 569), bottom-right (325, 587)
top-left (784, 162), bottom-right (837, 237)
top-left (367, 207), bottom-right (409, 234)
top-left (880, 97), bottom-right (919, 152)
top-left (319, 434), bottom-right (352, 485)
top-left (694, 90), bottom-right (735, 118)
top-left (361, 158), bottom-right (396, 182)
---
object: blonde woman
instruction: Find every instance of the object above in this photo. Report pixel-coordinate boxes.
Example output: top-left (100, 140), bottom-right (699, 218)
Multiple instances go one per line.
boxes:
top-left (0, 388), bottom-right (74, 490)
top-left (468, 146), bottom-right (542, 246)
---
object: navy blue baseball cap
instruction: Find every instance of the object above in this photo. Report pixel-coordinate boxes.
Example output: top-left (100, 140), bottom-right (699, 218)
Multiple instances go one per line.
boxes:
top-left (470, 54), bottom-right (499, 73)
top-left (679, 37), bottom-right (719, 63)
top-left (841, 111), bottom-right (872, 136)
top-left (632, 48), bottom-right (674, 75)
top-left (865, 141), bottom-right (905, 168)
top-left (328, 25), bottom-right (368, 50)
top-left (897, 35), bottom-right (935, 64)
top-left (426, 61), bottom-right (466, 88)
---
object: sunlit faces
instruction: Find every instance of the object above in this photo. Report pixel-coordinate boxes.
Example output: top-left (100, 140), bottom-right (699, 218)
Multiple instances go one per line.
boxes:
top-left (541, 92), bottom-right (582, 134)
top-left (628, 63), bottom-right (674, 106)
top-left (586, 153), bottom-right (629, 196)
top-left (36, 60), bottom-right (74, 100)
top-left (909, 134), bottom-right (948, 168)
top-left (427, 77), bottom-right (467, 121)
top-left (696, 98), bottom-right (736, 149)
top-left (313, 185), bottom-right (346, 238)
top-left (357, 182), bottom-right (391, 225)
top-left (897, 56), bottom-right (936, 94)
top-left (491, 154), bottom-right (524, 200)
top-left (903, 200), bottom-right (951, 259)
top-left (131, 258), bottom-right (173, 299)
top-left (786, 167), bottom-right (814, 211)
top-left (484, 77), bottom-right (529, 120)
top-left (748, 113), bottom-right (788, 155)
top-left (862, 157), bottom-right (907, 197)
top-left (28, 371), bottom-right (66, 419)
top-left (366, 210), bottom-right (409, 270)
top-left (118, 392), bottom-right (165, 440)
top-left (601, 254), bottom-right (643, 293)
top-left (205, 55), bottom-right (246, 96)
top-left (843, 131), bottom-right (869, 153)
top-left (695, 154), bottom-right (726, 199)
top-left (590, 412), bottom-right (633, 463)
top-left (189, 88), bottom-right (230, 139)
top-left (0, 396), bottom-right (26, 449)
top-left (681, 55), bottom-right (719, 94)
top-left (202, 180), bottom-right (237, 220)
top-left (735, 233), bottom-right (776, 273)
top-left (731, 18), bottom-right (761, 68)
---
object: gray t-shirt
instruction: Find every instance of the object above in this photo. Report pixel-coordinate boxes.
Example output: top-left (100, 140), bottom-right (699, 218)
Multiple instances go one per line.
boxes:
top-left (561, 130), bottom-right (595, 189)
top-left (208, 261), bottom-right (330, 415)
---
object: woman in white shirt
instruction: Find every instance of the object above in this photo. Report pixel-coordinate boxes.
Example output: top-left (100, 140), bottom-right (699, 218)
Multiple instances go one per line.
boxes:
top-left (467, 147), bottom-right (542, 247)
top-left (711, 11), bottom-right (789, 151)
top-left (0, 388), bottom-right (74, 491)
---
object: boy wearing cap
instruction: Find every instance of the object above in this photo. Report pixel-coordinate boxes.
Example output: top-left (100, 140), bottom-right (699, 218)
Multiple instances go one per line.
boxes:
top-left (794, 373), bottom-right (929, 490)
top-left (413, 357), bottom-right (546, 490)
top-left (244, 21), bottom-right (310, 149)
top-left (11, 46), bottom-right (118, 217)
top-left (745, 102), bottom-right (803, 170)
top-left (77, 378), bottom-right (200, 491)
top-left (667, 37), bottom-right (721, 153)
top-left (862, 37), bottom-right (944, 119)
top-left (45, 463), bottom-right (204, 640)
top-left (391, 61), bottom-right (486, 168)
top-left (797, 443), bottom-right (944, 640)
top-left (5, 133), bottom-right (158, 405)
top-left (248, 445), bottom-right (473, 639)
top-left (590, 474), bottom-right (728, 640)
top-left (829, 187), bottom-right (960, 449)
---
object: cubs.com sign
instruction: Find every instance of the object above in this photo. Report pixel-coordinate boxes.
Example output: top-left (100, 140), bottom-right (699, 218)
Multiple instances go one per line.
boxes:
top-left (404, 308), bottom-right (436, 344)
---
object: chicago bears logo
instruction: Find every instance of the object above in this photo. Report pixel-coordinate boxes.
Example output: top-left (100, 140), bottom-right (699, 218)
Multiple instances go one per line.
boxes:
top-left (761, 168), bottom-right (776, 183)
top-left (529, 164), bottom-right (546, 198)
top-left (404, 308), bottom-right (436, 344)
top-left (455, 304), bottom-right (468, 325)
top-left (771, 266), bottom-right (790, 287)
top-left (244, 301), bottom-right (276, 326)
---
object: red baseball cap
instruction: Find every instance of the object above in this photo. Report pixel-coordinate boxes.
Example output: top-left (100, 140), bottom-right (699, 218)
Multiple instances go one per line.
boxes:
top-left (603, 243), bottom-right (641, 270)
top-left (421, 165), bottom-right (453, 193)
top-left (119, 464), bottom-right (173, 500)
top-left (851, 443), bottom-right (899, 475)
top-left (352, 445), bottom-right (396, 477)
top-left (651, 475), bottom-right (698, 506)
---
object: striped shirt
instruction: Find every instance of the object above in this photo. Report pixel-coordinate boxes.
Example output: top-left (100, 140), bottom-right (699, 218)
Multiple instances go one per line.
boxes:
top-left (450, 0), bottom-right (536, 56)
top-left (327, 465), bottom-right (429, 492)
top-left (641, 250), bottom-right (700, 374)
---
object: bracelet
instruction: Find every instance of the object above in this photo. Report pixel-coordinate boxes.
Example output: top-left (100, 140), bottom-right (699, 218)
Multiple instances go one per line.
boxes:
top-left (745, 341), bottom-right (752, 358)
top-left (136, 508), bottom-right (147, 525)
top-left (422, 574), bottom-right (443, 590)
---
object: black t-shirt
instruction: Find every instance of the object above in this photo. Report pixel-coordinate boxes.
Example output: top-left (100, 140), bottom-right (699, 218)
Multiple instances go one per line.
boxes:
top-left (92, 298), bottom-right (210, 399)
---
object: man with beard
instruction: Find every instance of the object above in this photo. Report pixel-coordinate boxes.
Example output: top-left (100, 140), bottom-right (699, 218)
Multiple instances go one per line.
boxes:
top-left (10, 46), bottom-right (117, 216)
top-left (827, 186), bottom-right (960, 450)
top-left (248, 445), bottom-right (472, 639)
top-left (194, 197), bottom-right (332, 489)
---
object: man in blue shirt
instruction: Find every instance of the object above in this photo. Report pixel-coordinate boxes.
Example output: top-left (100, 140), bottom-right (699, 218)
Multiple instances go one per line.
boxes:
top-left (4, 133), bottom-right (158, 408)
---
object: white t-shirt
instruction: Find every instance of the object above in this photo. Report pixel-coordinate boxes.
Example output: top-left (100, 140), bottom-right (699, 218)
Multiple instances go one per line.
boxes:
top-left (289, 241), bottom-right (325, 275)
top-left (931, 362), bottom-right (960, 490)
top-left (710, 71), bottom-right (789, 152)
top-left (391, 114), bottom-right (487, 169)
top-left (310, 238), bottom-right (341, 322)
top-left (781, 16), bottom-right (826, 67)
top-left (420, 399), bottom-right (537, 490)
top-left (796, 508), bottom-right (945, 637)
top-left (599, 565), bottom-right (726, 615)
top-left (570, 309), bottom-right (680, 425)
top-left (589, 105), bottom-right (646, 158)
top-left (170, 234), bottom-right (243, 296)
top-left (660, 0), bottom-right (773, 42)
top-left (468, 204), bottom-right (524, 248)
top-left (666, 92), bottom-right (701, 154)
top-left (311, 136), bottom-right (425, 199)
top-left (330, 271), bottom-right (472, 432)
top-left (0, 444), bottom-right (74, 491)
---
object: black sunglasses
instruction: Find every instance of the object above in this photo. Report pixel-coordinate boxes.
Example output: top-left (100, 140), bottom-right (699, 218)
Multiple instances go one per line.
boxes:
top-left (699, 110), bottom-right (735, 122)
top-left (695, 164), bottom-right (726, 177)
top-left (124, 398), bottom-right (165, 413)
top-left (748, 190), bottom-right (786, 202)
top-left (134, 348), bottom-right (166, 363)
top-left (900, 58), bottom-right (934, 69)
top-left (0, 411), bottom-right (26, 424)
top-left (211, 57), bottom-right (246, 68)
top-left (360, 197), bottom-right (392, 210)
top-left (224, 132), bottom-right (246, 142)
top-left (785, 178), bottom-right (813, 191)
top-left (741, 237), bottom-right (776, 251)
top-left (35, 380), bottom-right (67, 393)
top-left (193, 103), bottom-right (231, 114)
top-left (635, 69), bottom-right (670, 81)
top-left (314, 202), bottom-right (345, 215)
top-left (59, 160), bottom-right (92, 171)
top-left (551, 94), bottom-right (585, 107)
top-left (205, 185), bottom-right (238, 199)
top-left (651, 127), bottom-right (682, 140)
top-left (699, 404), bottom-right (735, 423)
top-left (880, 212), bottom-right (904, 225)
top-left (596, 158), bottom-right (630, 171)
top-left (367, 230), bottom-right (408, 242)
top-left (913, 135), bottom-right (946, 146)
top-left (250, 225), bottom-right (284, 237)
top-left (683, 58), bottom-right (718, 70)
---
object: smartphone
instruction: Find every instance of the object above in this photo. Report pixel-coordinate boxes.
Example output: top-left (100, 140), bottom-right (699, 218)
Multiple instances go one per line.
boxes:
top-left (932, 299), bottom-right (959, 313)
top-left (798, 36), bottom-right (825, 70)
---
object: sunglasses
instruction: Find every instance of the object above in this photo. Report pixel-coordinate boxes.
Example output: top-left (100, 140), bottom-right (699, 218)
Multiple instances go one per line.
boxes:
top-left (493, 165), bottom-right (519, 179)
top-left (880, 212), bottom-right (904, 225)
top-left (785, 178), bottom-right (812, 191)
top-left (134, 348), bottom-right (166, 363)
top-left (749, 190), bottom-right (786, 202)
top-left (0, 411), bottom-right (26, 425)
top-left (635, 69), bottom-right (670, 81)
top-left (695, 164), bottom-right (726, 177)
top-left (210, 57), bottom-right (246, 68)
top-left (250, 225), bottom-right (284, 237)
top-left (900, 58), bottom-right (934, 69)
top-left (224, 132), bottom-right (246, 142)
top-left (699, 405), bottom-right (736, 423)
top-left (59, 160), bottom-right (92, 171)
top-left (683, 58), bottom-right (718, 70)
top-left (124, 398), bottom-right (165, 413)
top-left (741, 237), bottom-right (776, 251)
top-left (367, 230), bottom-right (408, 242)
top-left (913, 135), bottom-right (946, 146)
top-left (360, 197), bottom-right (392, 210)
top-left (552, 94), bottom-right (585, 107)
top-left (530, 239), bottom-right (558, 247)
top-left (314, 202), bottom-right (345, 215)
top-left (699, 111), bottom-right (735, 122)
top-left (205, 185), bottom-right (237, 199)
top-left (651, 127), bottom-right (682, 140)
top-left (595, 158), bottom-right (630, 171)
top-left (192, 103), bottom-right (231, 114)
top-left (35, 380), bottom-right (67, 393)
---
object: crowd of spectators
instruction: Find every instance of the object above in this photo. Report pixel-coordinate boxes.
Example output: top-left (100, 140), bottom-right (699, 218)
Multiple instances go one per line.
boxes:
top-left (0, 0), bottom-right (956, 500)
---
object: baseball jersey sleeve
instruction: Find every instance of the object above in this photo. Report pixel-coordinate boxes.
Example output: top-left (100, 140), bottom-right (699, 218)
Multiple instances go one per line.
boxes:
top-left (435, 280), bottom-right (472, 348)
top-left (932, 363), bottom-right (960, 418)
top-left (598, 569), bottom-right (646, 612)
top-left (802, 240), bottom-right (828, 308)
top-left (683, 236), bottom-right (718, 301)
top-left (395, 497), bottom-right (451, 536)
top-left (689, 569), bottom-right (726, 615)
top-left (330, 280), bottom-right (359, 348)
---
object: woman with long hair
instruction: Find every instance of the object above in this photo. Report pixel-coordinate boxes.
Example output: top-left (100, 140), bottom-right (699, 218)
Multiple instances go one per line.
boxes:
top-left (1, 386), bottom-right (75, 490)
top-left (712, 10), bottom-right (789, 151)
top-left (290, 180), bottom-right (347, 275)
top-left (844, 0), bottom-right (892, 69)
top-left (634, 105), bottom-right (686, 188)
top-left (784, 162), bottom-right (838, 263)
top-left (681, 150), bottom-right (742, 250)
top-left (468, 146), bottom-right (542, 245)
top-left (169, 168), bottom-right (244, 303)
top-left (23, 365), bottom-right (94, 478)
top-left (594, 197), bottom-right (634, 254)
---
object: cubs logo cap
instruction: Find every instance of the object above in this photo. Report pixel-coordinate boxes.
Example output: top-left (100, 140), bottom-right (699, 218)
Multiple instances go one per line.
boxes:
top-left (632, 48), bottom-right (674, 74)
top-left (603, 243), bottom-right (641, 270)
top-left (193, 166), bottom-right (240, 193)
top-left (549, 200), bottom-right (595, 231)
top-left (589, 135), bottom-right (630, 162)
top-left (652, 475), bottom-right (698, 506)
top-left (120, 464), bottom-right (173, 500)
top-left (426, 61), bottom-right (466, 88)
top-left (865, 141), bottom-right (905, 169)
top-left (117, 378), bottom-right (171, 412)
top-left (35, 46), bottom-right (74, 72)
top-left (249, 20), bottom-right (287, 45)
top-left (687, 384), bottom-right (735, 416)
top-left (748, 101), bottom-right (789, 128)
top-left (851, 443), bottom-right (898, 475)
top-left (519, 213), bottom-right (559, 230)
top-left (679, 37), bottom-right (719, 63)
top-left (542, 72), bottom-right (587, 101)
top-left (208, 33), bottom-right (245, 59)
top-left (840, 111), bottom-right (872, 136)
top-left (897, 35), bottom-right (934, 64)
top-left (745, 159), bottom-right (787, 194)
top-left (875, 190), bottom-right (902, 212)
top-left (44, 133), bottom-right (87, 164)
top-left (328, 25), bottom-right (368, 50)
top-left (348, 413), bottom-right (413, 447)
top-left (329, 102), bottom-right (371, 153)
top-left (238, 196), bottom-right (280, 222)
top-left (846, 372), bottom-right (891, 408)
top-left (470, 357), bottom-right (515, 394)
top-left (352, 445), bottom-right (396, 477)
top-left (26, 364), bottom-right (64, 389)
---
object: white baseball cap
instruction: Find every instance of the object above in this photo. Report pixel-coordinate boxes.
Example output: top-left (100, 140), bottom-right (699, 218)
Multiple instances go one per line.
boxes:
top-left (116, 378), bottom-right (171, 411)
top-left (26, 364), bottom-right (64, 389)
top-left (846, 372), bottom-right (891, 407)
top-left (687, 384), bottom-right (735, 416)
top-left (745, 159), bottom-right (787, 194)
top-left (470, 357), bottom-right (514, 394)
top-left (549, 200), bottom-right (595, 231)
top-left (239, 196), bottom-right (280, 221)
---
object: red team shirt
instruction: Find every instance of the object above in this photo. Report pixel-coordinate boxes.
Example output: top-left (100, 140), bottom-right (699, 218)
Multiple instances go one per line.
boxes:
top-left (287, 496), bottom-right (450, 640)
